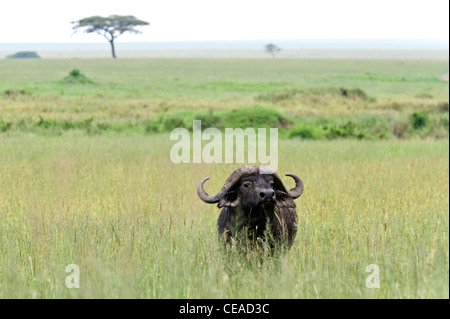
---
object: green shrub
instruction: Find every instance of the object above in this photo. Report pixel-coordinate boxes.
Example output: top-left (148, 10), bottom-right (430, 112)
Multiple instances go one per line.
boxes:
top-left (37, 116), bottom-right (58, 129)
top-left (144, 119), bottom-right (162, 134)
top-left (325, 121), bottom-right (357, 139)
top-left (163, 115), bottom-right (185, 130)
top-left (224, 105), bottom-right (291, 129)
top-left (356, 132), bottom-right (373, 140)
top-left (36, 116), bottom-right (94, 132)
top-left (96, 122), bottom-right (111, 132)
top-left (62, 69), bottom-right (94, 84)
top-left (195, 112), bottom-right (222, 129)
top-left (0, 121), bottom-right (12, 132)
top-left (288, 125), bottom-right (324, 139)
top-left (376, 131), bottom-right (392, 139)
top-left (410, 112), bottom-right (429, 129)
top-left (69, 69), bottom-right (81, 77)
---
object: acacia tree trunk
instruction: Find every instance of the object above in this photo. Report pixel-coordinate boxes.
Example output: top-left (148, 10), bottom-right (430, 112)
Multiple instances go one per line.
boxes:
top-left (109, 39), bottom-right (116, 59)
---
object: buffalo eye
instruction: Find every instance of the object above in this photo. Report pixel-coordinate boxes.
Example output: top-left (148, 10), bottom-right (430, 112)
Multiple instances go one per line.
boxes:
top-left (243, 182), bottom-right (251, 188)
top-left (269, 181), bottom-right (274, 187)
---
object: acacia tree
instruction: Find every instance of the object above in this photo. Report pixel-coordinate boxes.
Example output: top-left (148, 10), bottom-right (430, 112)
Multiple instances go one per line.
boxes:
top-left (72, 15), bottom-right (149, 58)
top-left (265, 43), bottom-right (281, 58)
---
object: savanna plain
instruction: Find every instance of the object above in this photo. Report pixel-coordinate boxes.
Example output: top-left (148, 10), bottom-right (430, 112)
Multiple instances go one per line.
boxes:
top-left (0, 56), bottom-right (448, 298)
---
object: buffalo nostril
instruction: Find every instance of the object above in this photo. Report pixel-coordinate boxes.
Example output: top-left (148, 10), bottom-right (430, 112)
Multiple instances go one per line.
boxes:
top-left (260, 189), bottom-right (275, 199)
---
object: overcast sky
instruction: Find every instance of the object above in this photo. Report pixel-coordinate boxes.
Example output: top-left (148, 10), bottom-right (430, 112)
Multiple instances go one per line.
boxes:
top-left (0, 0), bottom-right (448, 43)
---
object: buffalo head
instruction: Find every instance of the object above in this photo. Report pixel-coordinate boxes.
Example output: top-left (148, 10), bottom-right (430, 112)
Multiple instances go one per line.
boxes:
top-left (197, 165), bottom-right (303, 207)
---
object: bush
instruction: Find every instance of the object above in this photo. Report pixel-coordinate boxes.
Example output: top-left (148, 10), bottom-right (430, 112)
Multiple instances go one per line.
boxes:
top-left (410, 112), bottom-right (428, 129)
top-left (69, 69), bottom-right (81, 77)
top-left (62, 69), bottom-right (94, 84)
top-left (144, 119), bottom-right (162, 134)
top-left (0, 121), bottom-right (12, 132)
top-left (224, 105), bottom-right (291, 129)
top-left (37, 116), bottom-right (59, 129)
top-left (36, 116), bottom-right (94, 132)
top-left (163, 116), bottom-right (185, 130)
top-left (325, 121), bottom-right (357, 139)
top-left (376, 131), bottom-right (392, 139)
top-left (195, 112), bottom-right (222, 129)
top-left (288, 125), bottom-right (324, 139)
top-left (6, 51), bottom-right (40, 59)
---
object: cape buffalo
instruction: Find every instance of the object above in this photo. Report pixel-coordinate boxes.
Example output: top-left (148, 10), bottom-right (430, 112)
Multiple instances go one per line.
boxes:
top-left (197, 165), bottom-right (303, 249)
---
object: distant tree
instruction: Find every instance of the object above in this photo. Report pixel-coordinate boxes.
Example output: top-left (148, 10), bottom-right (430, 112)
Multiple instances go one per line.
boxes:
top-left (7, 51), bottom-right (40, 59)
top-left (265, 44), bottom-right (281, 58)
top-left (71, 15), bottom-right (149, 58)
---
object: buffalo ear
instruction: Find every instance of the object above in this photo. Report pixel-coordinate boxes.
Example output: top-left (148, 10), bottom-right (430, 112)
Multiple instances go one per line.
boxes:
top-left (272, 175), bottom-right (289, 193)
top-left (275, 190), bottom-right (296, 208)
top-left (218, 191), bottom-right (239, 208)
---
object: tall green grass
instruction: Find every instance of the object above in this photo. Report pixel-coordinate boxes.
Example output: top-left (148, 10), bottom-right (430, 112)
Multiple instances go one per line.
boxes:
top-left (0, 135), bottom-right (448, 298)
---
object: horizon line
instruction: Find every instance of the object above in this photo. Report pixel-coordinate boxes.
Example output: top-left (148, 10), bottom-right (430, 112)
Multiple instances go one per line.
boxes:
top-left (1, 38), bottom-right (449, 44)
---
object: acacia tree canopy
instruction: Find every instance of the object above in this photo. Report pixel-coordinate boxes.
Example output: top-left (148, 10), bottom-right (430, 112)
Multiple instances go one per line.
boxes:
top-left (265, 43), bottom-right (281, 58)
top-left (72, 15), bottom-right (150, 58)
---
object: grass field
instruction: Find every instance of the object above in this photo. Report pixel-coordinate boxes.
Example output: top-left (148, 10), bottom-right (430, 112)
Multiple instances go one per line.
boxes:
top-left (1, 59), bottom-right (448, 139)
top-left (0, 136), bottom-right (448, 298)
top-left (0, 57), bottom-right (448, 298)
top-left (1, 59), bottom-right (448, 119)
